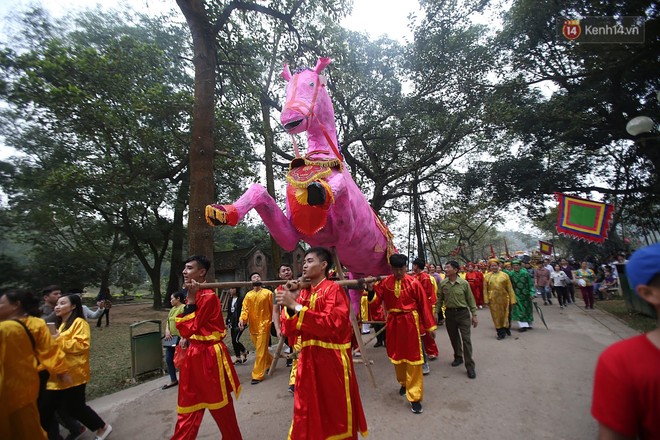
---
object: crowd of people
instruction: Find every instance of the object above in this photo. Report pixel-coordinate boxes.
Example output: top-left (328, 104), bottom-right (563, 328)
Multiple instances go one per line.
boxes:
top-left (4, 244), bottom-right (655, 440)
top-left (0, 286), bottom-right (113, 440)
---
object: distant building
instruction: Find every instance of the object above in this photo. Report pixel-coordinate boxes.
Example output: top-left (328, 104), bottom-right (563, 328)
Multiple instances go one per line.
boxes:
top-left (213, 244), bottom-right (305, 282)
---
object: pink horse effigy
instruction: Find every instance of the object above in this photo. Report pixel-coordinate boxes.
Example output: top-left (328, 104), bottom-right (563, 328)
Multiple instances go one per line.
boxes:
top-left (205, 57), bottom-right (396, 278)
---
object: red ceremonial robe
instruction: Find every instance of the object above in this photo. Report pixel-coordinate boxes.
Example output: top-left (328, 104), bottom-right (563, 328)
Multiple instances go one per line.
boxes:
top-left (282, 279), bottom-right (368, 440)
top-left (175, 289), bottom-right (241, 413)
top-left (371, 274), bottom-right (436, 364)
top-left (465, 271), bottom-right (485, 306)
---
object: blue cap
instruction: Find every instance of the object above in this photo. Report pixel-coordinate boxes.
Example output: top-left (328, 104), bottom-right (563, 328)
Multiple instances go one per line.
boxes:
top-left (626, 243), bottom-right (660, 292)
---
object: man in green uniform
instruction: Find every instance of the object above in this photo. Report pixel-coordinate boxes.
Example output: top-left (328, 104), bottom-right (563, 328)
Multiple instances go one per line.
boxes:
top-left (438, 260), bottom-right (478, 379)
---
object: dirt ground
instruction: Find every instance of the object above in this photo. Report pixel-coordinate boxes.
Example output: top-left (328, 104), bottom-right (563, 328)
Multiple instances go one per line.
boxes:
top-left (85, 300), bottom-right (641, 440)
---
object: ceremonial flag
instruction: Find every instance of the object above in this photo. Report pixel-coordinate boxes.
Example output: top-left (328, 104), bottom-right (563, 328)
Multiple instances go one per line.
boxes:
top-left (539, 241), bottom-right (553, 255)
top-left (504, 239), bottom-right (511, 258)
top-left (555, 193), bottom-right (614, 243)
top-left (490, 244), bottom-right (496, 259)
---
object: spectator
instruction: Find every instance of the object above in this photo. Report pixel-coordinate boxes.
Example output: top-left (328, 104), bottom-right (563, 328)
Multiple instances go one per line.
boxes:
top-left (591, 243), bottom-right (660, 439)
top-left (598, 267), bottom-right (618, 300)
top-left (69, 289), bottom-right (105, 321)
top-left (0, 318), bottom-right (46, 439)
top-left (560, 259), bottom-right (576, 304)
top-left (575, 261), bottom-right (596, 310)
top-left (40, 285), bottom-right (62, 323)
top-left (162, 291), bottom-right (186, 390)
top-left (41, 294), bottom-right (112, 440)
top-left (550, 264), bottom-right (571, 309)
top-left (0, 289), bottom-right (69, 439)
top-left (226, 287), bottom-right (248, 365)
top-left (534, 263), bottom-right (552, 305)
top-left (95, 288), bottom-right (112, 328)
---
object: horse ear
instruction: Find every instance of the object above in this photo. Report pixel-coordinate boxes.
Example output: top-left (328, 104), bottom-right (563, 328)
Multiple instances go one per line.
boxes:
top-left (314, 57), bottom-right (331, 74)
top-left (282, 64), bottom-right (292, 81)
top-left (318, 74), bottom-right (327, 87)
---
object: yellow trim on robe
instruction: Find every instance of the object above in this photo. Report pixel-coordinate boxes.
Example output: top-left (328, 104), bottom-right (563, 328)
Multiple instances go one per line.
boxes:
top-left (326, 349), bottom-right (355, 440)
top-left (300, 339), bottom-right (352, 351)
top-left (175, 312), bottom-right (196, 323)
top-left (177, 343), bottom-right (238, 413)
top-left (295, 306), bottom-right (308, 331)
top-left (188, 331), bottom-right (225, 341)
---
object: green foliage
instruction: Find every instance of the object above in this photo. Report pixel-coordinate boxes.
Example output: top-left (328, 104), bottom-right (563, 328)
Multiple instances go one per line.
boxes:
top-left (0, 8), bottom-right (199, 303)
top-left (214, 223), bottom-right (271, 252)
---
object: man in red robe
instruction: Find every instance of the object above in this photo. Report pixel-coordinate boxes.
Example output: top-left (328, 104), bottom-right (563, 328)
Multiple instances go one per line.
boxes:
top-left (412, 258), bottom-right (439, 364)
top-left (172, 255), bottom-right (242, 440)
top-left (368, 254), bottom-right (437, 414)
top-left (277, 247), bottom-right (367, 439)
top-left (465, 262), bottom-right (485, 308)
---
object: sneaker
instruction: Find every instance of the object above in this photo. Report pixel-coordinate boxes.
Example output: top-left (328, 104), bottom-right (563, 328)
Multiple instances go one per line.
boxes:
top-left (548, 300), bottom-right (553, 305)
top-left (560, 305), bottom-right (564, 309)
top-left (505, 328), bottom-right (511, 336)
top-left (286, 359), bottom-right (293, 367)
top-left (422, 363), bottom-right (430, 375)
top-left (543, 301), bottom-right (547, 305)
top-left (251, 379), bottom-right (262, 385)
top-left (410, 401), bottom-right (423, 414)
top-left (399, 386), bottom-right (406, 396)
top-left (467, 368), bottom-right (476, 379)
top-left (353, 350), bottom-right (361, 357)
top-left (451, 359), bottom-right (463, 367)
top-left (374, 341), bottom-right (383, 348)
top-left (428, 355), bottom-right (437, 361)
top-left (288, 385), bottom-right (295, 394)
top-left (94, 424), bottom-right (112, 440)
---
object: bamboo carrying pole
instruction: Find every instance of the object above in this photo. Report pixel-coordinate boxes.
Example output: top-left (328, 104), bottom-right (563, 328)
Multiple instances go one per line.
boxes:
top-left (330, 249), bottom-right (378, 388)
top-left (267, 274), bottom-right (387, 377)
top-left (199, 276), bottom-right (386, 291)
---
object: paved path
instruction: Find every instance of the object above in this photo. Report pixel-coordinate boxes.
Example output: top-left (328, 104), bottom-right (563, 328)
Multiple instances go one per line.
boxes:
top-left (88, 301), bottom-right (639, 440)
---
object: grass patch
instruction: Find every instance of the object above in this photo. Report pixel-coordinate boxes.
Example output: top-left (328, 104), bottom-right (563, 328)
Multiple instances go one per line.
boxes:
top-left (596, 300), bottom-right (657, 333)
top-left (86, 303), bottom-right (261, 400)
top-left (87, 304), bottom-right (169, 400)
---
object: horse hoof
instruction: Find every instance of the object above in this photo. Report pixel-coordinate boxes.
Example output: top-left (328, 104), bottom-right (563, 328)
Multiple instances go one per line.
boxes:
top-left (205, 204), bottom-right (238, 226)
top-left (307, 182), bottom-right (326, 206)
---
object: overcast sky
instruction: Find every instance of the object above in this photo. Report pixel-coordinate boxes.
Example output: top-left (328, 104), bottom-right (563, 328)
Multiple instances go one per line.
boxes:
top-left (0, 0), bottom-right (417, 41)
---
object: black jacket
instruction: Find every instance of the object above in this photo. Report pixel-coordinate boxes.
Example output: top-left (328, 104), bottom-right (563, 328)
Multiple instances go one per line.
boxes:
top-left (226, 294), bottom-right (244, 329)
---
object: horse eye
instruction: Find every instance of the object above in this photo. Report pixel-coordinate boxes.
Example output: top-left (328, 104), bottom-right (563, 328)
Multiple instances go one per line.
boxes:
top-left (309, 82), bottom-right (314, 87)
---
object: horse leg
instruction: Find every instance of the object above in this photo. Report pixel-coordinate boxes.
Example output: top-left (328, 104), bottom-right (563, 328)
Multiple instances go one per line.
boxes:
top-left (205, 184), bottom-right (300, 251)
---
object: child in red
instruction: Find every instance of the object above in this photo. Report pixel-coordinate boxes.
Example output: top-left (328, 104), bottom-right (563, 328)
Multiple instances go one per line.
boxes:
top-left (591, 243), bottom-right (660, 439)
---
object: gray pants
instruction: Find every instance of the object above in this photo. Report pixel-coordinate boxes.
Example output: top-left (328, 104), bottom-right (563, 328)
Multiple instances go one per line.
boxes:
top-left (445, 308), bottom-right (475, 369)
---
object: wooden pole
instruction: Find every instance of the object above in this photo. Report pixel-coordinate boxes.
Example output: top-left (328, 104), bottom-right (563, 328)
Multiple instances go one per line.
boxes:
top-left (331, 248), bottom-right (378, 388)
top-left (199, 280), bottom-right (287, 289)
top-left (199, 276), bottom-right (386, 291)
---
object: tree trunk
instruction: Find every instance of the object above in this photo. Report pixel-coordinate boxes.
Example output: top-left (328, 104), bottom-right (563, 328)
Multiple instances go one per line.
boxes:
top-left (261, 95), bottom-right (282, 274)
top-left (165, 172), bottom-right (189, 306)
top-left (177, 0), bottom-right (217, 281)
top-left (412, 173), bottom-right (425, 261)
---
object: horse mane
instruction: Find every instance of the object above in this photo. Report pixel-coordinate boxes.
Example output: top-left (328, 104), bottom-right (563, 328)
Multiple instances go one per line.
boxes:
top-left (292, 66), bottom-right (313, 75)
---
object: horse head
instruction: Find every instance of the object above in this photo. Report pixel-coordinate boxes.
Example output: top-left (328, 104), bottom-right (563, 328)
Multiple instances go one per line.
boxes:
top-left (280, 57), bottom-right (340, 160)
